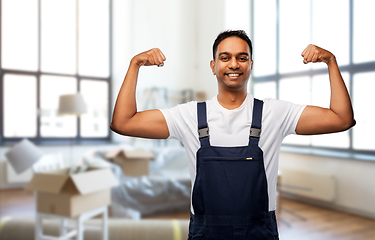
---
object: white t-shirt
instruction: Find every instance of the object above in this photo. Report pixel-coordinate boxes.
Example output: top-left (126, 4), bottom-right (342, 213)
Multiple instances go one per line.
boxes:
top-left (160, 93), bottom-right (306, 213)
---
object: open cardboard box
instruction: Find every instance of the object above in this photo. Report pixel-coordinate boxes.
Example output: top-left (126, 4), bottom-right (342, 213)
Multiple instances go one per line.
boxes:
top-left (105, 148), bottom-right (155, 177)
top-left (25, 167), bottom-right (119, 217)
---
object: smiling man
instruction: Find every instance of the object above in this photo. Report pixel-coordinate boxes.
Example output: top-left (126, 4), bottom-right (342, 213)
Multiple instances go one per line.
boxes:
top-left (111, 30), bottom-right (355, 240)
top-left (210, 32), bottom-right (253, 110)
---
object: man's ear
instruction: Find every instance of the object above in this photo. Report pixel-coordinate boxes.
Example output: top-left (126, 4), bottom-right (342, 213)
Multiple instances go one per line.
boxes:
top-left (210, 60), bottom-right (216, 75)
top-left (250, 60), bottom-right (253, 70)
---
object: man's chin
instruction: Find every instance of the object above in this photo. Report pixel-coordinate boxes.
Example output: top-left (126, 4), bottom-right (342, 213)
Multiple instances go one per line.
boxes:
top-left (224, 83), bottom-right (247, 91)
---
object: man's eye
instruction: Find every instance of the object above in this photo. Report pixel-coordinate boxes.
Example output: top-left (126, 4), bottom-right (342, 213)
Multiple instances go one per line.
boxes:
top-left (221, 57), bottom-right (229, 61)
top-left (239, 57), bottom-right (248, 61)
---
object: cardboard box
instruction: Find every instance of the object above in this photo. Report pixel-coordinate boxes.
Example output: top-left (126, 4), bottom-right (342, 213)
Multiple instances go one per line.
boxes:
top-left (25, 167), bottom-right (119, 217)
top-left (105, 148), bottom-right (154, 177)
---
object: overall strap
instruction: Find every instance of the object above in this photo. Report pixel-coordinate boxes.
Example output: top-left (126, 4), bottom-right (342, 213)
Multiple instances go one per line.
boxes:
top-left (197, 102), bottom-right (210, 147)
top-left (250, 98), bottom-right (264, 140)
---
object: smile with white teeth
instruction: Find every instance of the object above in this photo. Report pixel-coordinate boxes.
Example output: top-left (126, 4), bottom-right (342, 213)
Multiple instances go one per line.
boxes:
top-left (228, 73), bottom-right (240, 77)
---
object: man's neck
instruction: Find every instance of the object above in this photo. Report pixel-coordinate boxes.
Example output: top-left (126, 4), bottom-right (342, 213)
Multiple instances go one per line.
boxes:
top-left (217, 90), bottom-right (248, 110)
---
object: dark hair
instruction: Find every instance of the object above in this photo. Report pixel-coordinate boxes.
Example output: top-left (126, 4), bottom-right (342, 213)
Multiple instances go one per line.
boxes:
top-left (212, 30), bottom-right (253, 60)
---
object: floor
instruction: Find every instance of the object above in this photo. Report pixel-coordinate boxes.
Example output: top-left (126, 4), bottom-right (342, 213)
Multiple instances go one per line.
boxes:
top-left (0, 189), bottom-right (374, 240)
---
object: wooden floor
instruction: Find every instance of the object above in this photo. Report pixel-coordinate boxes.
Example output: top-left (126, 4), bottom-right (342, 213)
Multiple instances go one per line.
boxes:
top-left (1, 189), bottom-right (374, 240)
top-left (277, 199), bottom-right (375, 240)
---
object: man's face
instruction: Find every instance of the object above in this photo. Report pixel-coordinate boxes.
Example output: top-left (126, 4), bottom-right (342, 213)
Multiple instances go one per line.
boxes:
top-left (210, 36), bottom-right (253, 92)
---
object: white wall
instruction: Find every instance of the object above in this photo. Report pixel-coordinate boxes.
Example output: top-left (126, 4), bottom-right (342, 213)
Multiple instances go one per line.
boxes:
top-left (131, 0), bottom-right (197, 91)
top-left (112, 0), bottom-right (200, 95)
top-left (279, 152), bottom-right (375, 218)
top-left (111, 0), bottom-right (206, 143)
top-left (196, 0), bottom-right (226, 99)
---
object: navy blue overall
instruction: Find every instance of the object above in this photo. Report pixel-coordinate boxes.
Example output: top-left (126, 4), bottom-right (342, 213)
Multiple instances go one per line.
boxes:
top-left (188, 99), bottom-right (279, 240)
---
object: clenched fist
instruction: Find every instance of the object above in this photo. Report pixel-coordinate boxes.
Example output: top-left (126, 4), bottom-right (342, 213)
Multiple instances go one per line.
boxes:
top-left (301, 44), bottom-right (336, 65)
top-left (132, 48), bottom-right (166, 67)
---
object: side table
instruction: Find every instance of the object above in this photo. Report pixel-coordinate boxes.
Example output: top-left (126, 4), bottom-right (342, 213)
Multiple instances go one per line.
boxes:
top-left (34, 205), bottom-right (108, 240)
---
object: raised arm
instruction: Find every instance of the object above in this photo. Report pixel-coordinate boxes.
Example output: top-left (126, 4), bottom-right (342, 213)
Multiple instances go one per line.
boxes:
top-left (110, 48), bottom-right (169, 139)
top-left (296, 44), bottom-right (356, 135)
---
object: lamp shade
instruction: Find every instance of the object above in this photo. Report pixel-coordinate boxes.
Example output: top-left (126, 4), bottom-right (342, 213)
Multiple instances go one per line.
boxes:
top-left (5, 138), bottom-right (43, 174)
top-left (58, 93), bottom-right (87, 115)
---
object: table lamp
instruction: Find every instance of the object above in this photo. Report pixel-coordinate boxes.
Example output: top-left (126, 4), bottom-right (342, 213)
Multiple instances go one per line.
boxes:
top-left (5, 138), bottom-right (43, 174)
top-left (58, 93), bottom-right (87, 116)
top-left (57, 93), bottom-right (87, 174)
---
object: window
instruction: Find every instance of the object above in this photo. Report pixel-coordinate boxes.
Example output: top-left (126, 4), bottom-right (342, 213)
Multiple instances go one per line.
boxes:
top-left (0, 0), bottom-right (111, 143)
top-left (252, 0), bottom-right (375, 154)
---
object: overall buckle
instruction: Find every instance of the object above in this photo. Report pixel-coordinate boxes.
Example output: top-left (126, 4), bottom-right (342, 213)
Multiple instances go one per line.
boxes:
top-left (250, 128), bottom-right (261, 138)
top-left (198, 127), bottom-right (209, 139)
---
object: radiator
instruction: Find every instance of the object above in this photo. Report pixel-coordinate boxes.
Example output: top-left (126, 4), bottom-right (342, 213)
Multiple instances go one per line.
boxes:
top-left (279, 168), bottom-right (336, 202)
top-left (5, 161), bottom-right (33, 184)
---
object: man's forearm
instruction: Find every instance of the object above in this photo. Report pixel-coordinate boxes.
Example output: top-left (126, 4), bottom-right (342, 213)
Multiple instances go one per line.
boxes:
top-left (327, 59), bottom-right (355, 128)
top-left (111, 61), bottom-right (140, 130)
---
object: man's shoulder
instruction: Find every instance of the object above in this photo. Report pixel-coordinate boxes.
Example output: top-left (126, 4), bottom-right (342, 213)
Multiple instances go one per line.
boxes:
top-left (164, 100), bottom-right (198, 117)
top-left (177, 100), bottom-right (198, 110)
top-left (261, 98), bottom-right (294, 110)
top-left (260, 98), bottom-right (307, 126)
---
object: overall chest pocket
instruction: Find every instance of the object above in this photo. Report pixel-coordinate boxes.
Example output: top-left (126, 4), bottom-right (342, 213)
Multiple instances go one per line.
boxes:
top-left (198, 157), bottom-right (268, 215)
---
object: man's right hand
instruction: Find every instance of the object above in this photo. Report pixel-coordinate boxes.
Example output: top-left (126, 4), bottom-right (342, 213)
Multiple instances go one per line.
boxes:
top-left (132, 48), bottom-right (166, 67)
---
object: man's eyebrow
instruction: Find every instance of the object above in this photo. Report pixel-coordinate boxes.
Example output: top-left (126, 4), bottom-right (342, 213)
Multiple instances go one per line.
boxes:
top-left (237, 52), bottom-right (249, 56)
top-left (218, 52), bottom-right (230, 56)
top-left (218, 52), bottom-right (249, 57)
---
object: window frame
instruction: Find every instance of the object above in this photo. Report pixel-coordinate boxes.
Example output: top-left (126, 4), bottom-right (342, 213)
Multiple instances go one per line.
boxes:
top-left (250, 0), bottom-right (375, 159)
top-left (0, 0), bottom-right (113, 145)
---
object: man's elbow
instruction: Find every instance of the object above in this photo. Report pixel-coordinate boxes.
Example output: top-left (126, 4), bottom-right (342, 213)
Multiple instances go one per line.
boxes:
top-left (349, 118), bottom-right (356, 129)
top-left (110, 122), bottom-right (129, 136)
top-left (342, 118), bottom-right (356, 131)
top-left (109, 122), bottom-right (116, 132)
top-left (109, 122), bottom-right (119, 134)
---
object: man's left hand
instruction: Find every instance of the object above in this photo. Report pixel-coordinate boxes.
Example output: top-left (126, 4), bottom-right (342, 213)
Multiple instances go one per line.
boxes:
top-left (301, 44), bottom-right (336, 65)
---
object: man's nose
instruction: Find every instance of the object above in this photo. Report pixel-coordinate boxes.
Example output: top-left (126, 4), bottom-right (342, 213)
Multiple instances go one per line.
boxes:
top-left (228, 57), bottom-right (239, 69)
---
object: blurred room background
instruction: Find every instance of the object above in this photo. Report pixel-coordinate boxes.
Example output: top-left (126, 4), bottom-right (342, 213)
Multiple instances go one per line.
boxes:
top-left (0, 0), bottom-right (374, 239)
